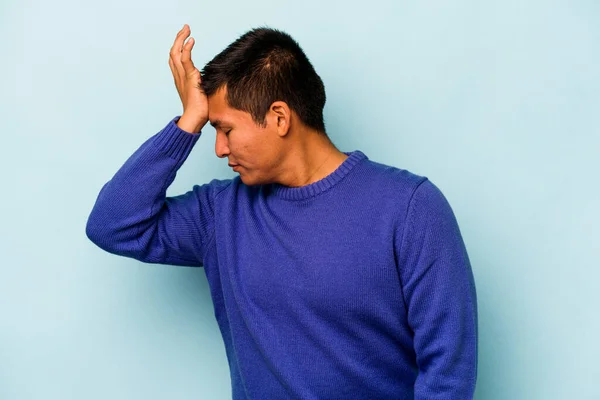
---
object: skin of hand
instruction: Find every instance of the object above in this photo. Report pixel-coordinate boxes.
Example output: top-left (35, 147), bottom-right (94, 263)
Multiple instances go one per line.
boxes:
top-left (168, 24), bottom-right (209, 134)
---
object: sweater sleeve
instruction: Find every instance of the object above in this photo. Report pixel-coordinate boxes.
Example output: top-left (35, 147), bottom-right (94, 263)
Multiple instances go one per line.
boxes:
top-left (395, 178), bottom-right (478, 399)
top-left (85, 116), bottom-right (227, 267)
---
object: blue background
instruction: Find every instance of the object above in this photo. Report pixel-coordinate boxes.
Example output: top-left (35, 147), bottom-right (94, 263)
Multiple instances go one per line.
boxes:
top-left (1, 0), bottom-right (598, 398)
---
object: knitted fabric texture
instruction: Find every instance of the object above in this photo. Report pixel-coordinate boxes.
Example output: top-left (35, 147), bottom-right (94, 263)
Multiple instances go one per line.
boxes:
top-left (86, 116), bottom-right (478, 399)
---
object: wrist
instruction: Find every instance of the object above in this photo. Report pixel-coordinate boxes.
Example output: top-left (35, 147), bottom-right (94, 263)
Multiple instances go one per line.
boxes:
top-left (177, 115), bottom-right (208, 134)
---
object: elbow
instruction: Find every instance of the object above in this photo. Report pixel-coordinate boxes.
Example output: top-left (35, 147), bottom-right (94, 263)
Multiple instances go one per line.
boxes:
top-left (85, 211), bottom-right (148, 260)
top-left (85, 212), bottom-right (113, 252)
top-left (85, 215), bottom-right (98, 243)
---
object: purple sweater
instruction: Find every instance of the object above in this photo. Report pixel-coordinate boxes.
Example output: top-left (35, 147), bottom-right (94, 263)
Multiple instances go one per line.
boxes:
top-left (86, 116), bottom-right (478, 399)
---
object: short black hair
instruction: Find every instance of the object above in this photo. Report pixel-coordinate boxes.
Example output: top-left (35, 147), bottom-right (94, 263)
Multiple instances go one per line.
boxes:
top-left (200, 27), bottom-right (327, 134)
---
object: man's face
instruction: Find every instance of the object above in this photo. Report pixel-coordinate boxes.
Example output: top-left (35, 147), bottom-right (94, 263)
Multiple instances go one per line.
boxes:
top-left (207, 86), bottom-right (283, 186)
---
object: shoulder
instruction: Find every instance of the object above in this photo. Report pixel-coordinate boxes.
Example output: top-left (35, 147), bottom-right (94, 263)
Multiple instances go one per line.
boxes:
top-left (356, 155), bottom-right (429, 203)
top-left (192, 177), bottom-right (236, 202)
top-left (354, 154), bottom-right (456, 224)
top-left (202, 176), bottom-right (264, 202)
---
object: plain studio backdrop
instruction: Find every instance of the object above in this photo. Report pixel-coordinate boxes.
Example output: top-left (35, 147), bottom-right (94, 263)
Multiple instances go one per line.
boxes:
top-left (0, 0), bottom-right (598, 399)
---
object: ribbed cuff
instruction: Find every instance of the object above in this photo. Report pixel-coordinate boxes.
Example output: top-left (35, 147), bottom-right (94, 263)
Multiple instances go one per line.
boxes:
top-left (153, 116), bottom-right (202, 161)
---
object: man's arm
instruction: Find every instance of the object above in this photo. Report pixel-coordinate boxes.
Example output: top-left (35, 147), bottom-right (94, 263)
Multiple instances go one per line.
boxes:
top-left (85, 116), bottom-right (228, 266)
top-left (86, 23), bottom-right (223, 266)
top-left (395, 178), bottom-right (478, 399)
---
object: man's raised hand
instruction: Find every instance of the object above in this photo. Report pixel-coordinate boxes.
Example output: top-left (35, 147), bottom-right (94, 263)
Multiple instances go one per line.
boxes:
top-left (169, 24), bottom-right (209, 134)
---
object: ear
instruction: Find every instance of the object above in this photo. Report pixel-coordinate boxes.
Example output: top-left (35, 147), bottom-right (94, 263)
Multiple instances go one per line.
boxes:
top-left (268, 101), bottom-right (291, 137)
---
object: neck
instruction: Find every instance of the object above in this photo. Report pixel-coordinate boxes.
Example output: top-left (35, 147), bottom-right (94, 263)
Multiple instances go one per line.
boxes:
top-left (276, 128), bottom-right (348, 188)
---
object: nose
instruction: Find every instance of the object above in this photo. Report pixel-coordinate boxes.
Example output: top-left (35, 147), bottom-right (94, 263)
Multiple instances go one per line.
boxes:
top-left (215, 131), bottom-right (230, 159)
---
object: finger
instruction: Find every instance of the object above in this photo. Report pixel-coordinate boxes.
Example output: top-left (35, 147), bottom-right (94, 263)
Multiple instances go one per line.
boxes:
top-left (168, 56), bottom-right (178, 82)
top-left (169, 24), bottom-right (190, 62)
top-left (181, 37), bottom-right (197, 77)
top-left (172, 38), bottom-right (190, 81)
top-left (170, 25), bottom-right (191, 81)
top-left (169, 51), bottom-right (184, 85)
top-left (169, 57), bottom-right (184, 102)
top-left (178, 24), bottom-right (190, 53)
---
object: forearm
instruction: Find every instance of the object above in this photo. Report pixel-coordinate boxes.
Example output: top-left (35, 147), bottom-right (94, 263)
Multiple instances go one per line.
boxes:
top-left (412, 285), bottom-right (478, 399)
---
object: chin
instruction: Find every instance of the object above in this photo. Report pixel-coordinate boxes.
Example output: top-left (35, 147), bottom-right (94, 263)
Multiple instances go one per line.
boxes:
top-left (238, 174), bottom-right (253, 186)
top-left (240, 177), bottom-right (259, 187)
top-left (239, 173), bottom-right (267, 187)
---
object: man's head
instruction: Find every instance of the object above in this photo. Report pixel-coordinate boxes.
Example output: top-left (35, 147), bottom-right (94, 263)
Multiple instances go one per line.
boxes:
top-left (200, 27), bottom-right (328, 186)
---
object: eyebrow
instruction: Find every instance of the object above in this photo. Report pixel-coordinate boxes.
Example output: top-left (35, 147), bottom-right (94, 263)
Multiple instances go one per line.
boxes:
top-left (210, 119), bottom-right (225, 128)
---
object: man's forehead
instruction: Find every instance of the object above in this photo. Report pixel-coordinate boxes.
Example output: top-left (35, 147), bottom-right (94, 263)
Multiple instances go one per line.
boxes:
top-left (207, 87), bottom-right (234, 127)
top-left (209, 113), bottom-right (237, 128)
top-left (207, 108), bottom-right (229, 128)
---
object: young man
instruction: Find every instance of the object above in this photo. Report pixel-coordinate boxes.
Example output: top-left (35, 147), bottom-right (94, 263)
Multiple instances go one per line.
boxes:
top-left (86, 24), bottom-right (478, 399)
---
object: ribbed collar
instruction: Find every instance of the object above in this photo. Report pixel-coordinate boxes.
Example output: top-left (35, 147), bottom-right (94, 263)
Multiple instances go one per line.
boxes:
top-left (269, 150), bottom-right (368, 201)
